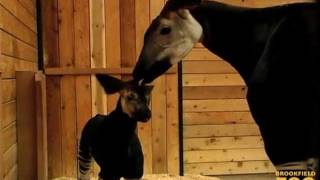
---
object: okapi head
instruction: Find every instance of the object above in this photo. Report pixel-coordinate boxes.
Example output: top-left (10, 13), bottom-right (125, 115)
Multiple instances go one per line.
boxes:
top-left (133, 0), bottom-right (203, 83)
top-left (96, 74), bottom-right (153, 122)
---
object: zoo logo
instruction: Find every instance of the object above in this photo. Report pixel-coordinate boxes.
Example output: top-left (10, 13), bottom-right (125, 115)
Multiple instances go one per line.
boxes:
top-left (276, 170), bottom-right (317, 180)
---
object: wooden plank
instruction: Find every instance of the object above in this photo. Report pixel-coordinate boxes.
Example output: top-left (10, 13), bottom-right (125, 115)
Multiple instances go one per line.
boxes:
top-left (3, 144), bottom-right (17, 178)
top-left (90, 0), bottom-right (107, 116)
top-left (183, 61), bottom-right (237, 74)
top-left (45, 67), bottom-right (177, 75)
top-left (2, 122), bottom-right (17, 154)
top-left (183, 112), bottom-right (255, 125)
top-left (3, 165), bottom-right (17, 180)
top-left (152, 76), bottom-right (168, 173)
top-left (0, 0), bottom-right (36, 32)
top-left (135, 0), bottom-right (153, 173)
top-left (1, 101), bottom-right (16, 129)
top-left (60, 77), bottom-right (77, 178)
top-left (58, 0), bottom-right (77, 177)
top-left (0, 55), bottom-right (36, 79)
top-left (35, 73), bottom-right (48, 180)
top-left (184, 148), bottom-right (269, 163)
top-left (16, 71), bottom-right (37, 180)
top-left (1, 30), bottom-right (37, 62)
top-left (1, 79), bottom-right (16, 103)
top-left (41, 0), bottom-right (59, 68)
top-left (46, 77), bottom-right (62, 178)
top-left (120, 0), bottom-right (136, 67)
top-left (183, 124), bottom-right (261, 138)
top-left (166, 72), bottom-right (179, 174)
top-left (0, 73), bottom-right (4, 180)
top-left (183, 99), bottom-right (250, 112)
top-left (0, 5), bottom-right (36, 46)
top-left (105, 0), bottom-right (121, 114)
top-left (18, 0), bottom-right (35, 16)
top-left (74, 0), bottom-right (92, 138)
top-left (183, 74), bottom-right (245, 87)
top-left (184, 161), bottom-right (275, 175)
top-left (183, 86), bottom-right (247, 100)
top-left (184, 48), bottom-right (222, 61)
top-left (183, 136), bottom-right (264, 151)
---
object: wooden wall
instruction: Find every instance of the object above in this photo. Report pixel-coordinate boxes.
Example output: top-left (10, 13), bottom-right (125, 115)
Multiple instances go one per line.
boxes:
top-left (0, 0), bottom-right (37, 179)
top-left (41, 0), bottom-right (179, 179)
top-left (182, 0), bottom-right (314, 176)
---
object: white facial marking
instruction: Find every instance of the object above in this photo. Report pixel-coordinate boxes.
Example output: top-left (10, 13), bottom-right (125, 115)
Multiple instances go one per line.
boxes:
top-left (152, 9), bottom-right (203, 65)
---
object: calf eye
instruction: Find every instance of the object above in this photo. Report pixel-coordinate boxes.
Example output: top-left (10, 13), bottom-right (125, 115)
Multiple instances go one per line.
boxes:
top-left (160, 27), bottom-right (171, 35)
top-left (127, 94), bottom-right (135, 101)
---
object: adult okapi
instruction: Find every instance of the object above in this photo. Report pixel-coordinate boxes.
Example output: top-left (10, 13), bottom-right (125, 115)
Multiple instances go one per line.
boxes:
top-left (133, 0), bottom-right (320, 174)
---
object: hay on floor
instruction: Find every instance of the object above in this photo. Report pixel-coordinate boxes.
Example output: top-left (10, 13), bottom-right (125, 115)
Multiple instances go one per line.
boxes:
top-left (53, 174), bottom-right (221, 180)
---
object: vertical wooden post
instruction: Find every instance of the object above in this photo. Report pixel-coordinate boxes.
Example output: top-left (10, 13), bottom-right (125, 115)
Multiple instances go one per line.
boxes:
top-left (90, 0), bottom-right (107, 117)
top-left (16, 71), bottom-right (37, 180)
top-left (105, 0), bottom-right (121, 113)
top-left (0, 72), bottom-right (4, 180)
top-left (35, 72), bottom-right (48, 180)
top-left (135, 0), bottom-right (153, 174)
top-left (149, 0), bottom-right (168, 174)
top-left (58, 0), bottom-right (78, 177)
top-left (166, 72), bottom-right (180, 175)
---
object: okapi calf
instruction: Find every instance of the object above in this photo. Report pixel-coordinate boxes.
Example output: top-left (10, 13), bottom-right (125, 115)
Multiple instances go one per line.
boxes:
top-left (78, 74), bottom-right (153, 180)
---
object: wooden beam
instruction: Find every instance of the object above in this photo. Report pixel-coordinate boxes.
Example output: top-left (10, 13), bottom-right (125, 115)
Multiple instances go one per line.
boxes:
top-left (16, 71), bottom-right (37, 180)
top-left (0, 72), bottom-right (4, 180)
top-left (44, 67), bottom-right (177, 75)
top-left (35, 72), bottom-right (48, 180)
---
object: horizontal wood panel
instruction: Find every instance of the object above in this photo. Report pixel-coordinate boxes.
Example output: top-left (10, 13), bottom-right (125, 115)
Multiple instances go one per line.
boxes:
top-left (1, 101), bottom-right (17, 129)
top-left (184, 112), bottom-right (255, 125)
top-left (183, 61), bottom-right (237, 74)
top-left (211, 0), bottom-right (314, 7)
top-left (18, 0), bottom-right (36, 16)
top-left (184, 148), bottom-right (269, 163)
top-left (184, 124), bottom-right (261, 138)
top-left (0, 55), bottom-right (36, 78)
top-left (185, 48), bottom-right (222, 61)
top-left (183, 86), bottom-right (247, 100)
top-left (183, 74), bottom-right (245, 87)
top-left (45, 67), bottom-right (177, 75)
top-left (1, 30), bottom-right (37, 61)
top-left (3, 165), bottom-right (18, 180)
top-left (3, 144), bottom-right (17, 177)
top-left (184, 136), bottom-right (264, 151)
top-left (184, 161), bottom-right (275, 175)
top-left (0, 5), bottom-right (36, 46)
top-left (183, 99), bottom-right (249, 112)
top-left (0, 0), bottom-right (36, 31)
top-left (2, 122), bottom-right (17, 154)
top-left (1, 79), bottom-right (16, 103)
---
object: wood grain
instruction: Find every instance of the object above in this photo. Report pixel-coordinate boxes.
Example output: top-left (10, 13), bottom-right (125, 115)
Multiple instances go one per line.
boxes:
top-left (183, 124), bottom-right (261, 138)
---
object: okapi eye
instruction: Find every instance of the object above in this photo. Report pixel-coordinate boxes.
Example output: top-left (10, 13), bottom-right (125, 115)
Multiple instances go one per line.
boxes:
top-left (160, 27), bottom-right (171, 35)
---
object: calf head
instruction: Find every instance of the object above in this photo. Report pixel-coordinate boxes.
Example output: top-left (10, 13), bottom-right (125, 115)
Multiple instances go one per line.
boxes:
top-left (96, 74), bottom-right (153, 122)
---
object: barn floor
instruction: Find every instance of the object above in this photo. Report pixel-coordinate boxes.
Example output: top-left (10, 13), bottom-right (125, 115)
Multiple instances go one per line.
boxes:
top-left (217, 173), bottom-right (275, 180)
top-left (52, 174), bottom-right (221, 180)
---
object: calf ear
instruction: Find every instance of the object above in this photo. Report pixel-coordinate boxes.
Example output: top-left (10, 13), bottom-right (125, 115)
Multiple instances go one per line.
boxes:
top-left (145, 86), bottom-right (154, 95)
top-left (96, 74), bottom-right (125, 94)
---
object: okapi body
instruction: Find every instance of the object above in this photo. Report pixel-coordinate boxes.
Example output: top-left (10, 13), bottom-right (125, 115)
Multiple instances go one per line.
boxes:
top-left (133, 0), bottom-right (320, 173)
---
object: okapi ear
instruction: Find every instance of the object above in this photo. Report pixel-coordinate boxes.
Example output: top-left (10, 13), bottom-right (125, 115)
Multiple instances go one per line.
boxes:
top-left (96, 74), bottom-right (125, 94)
